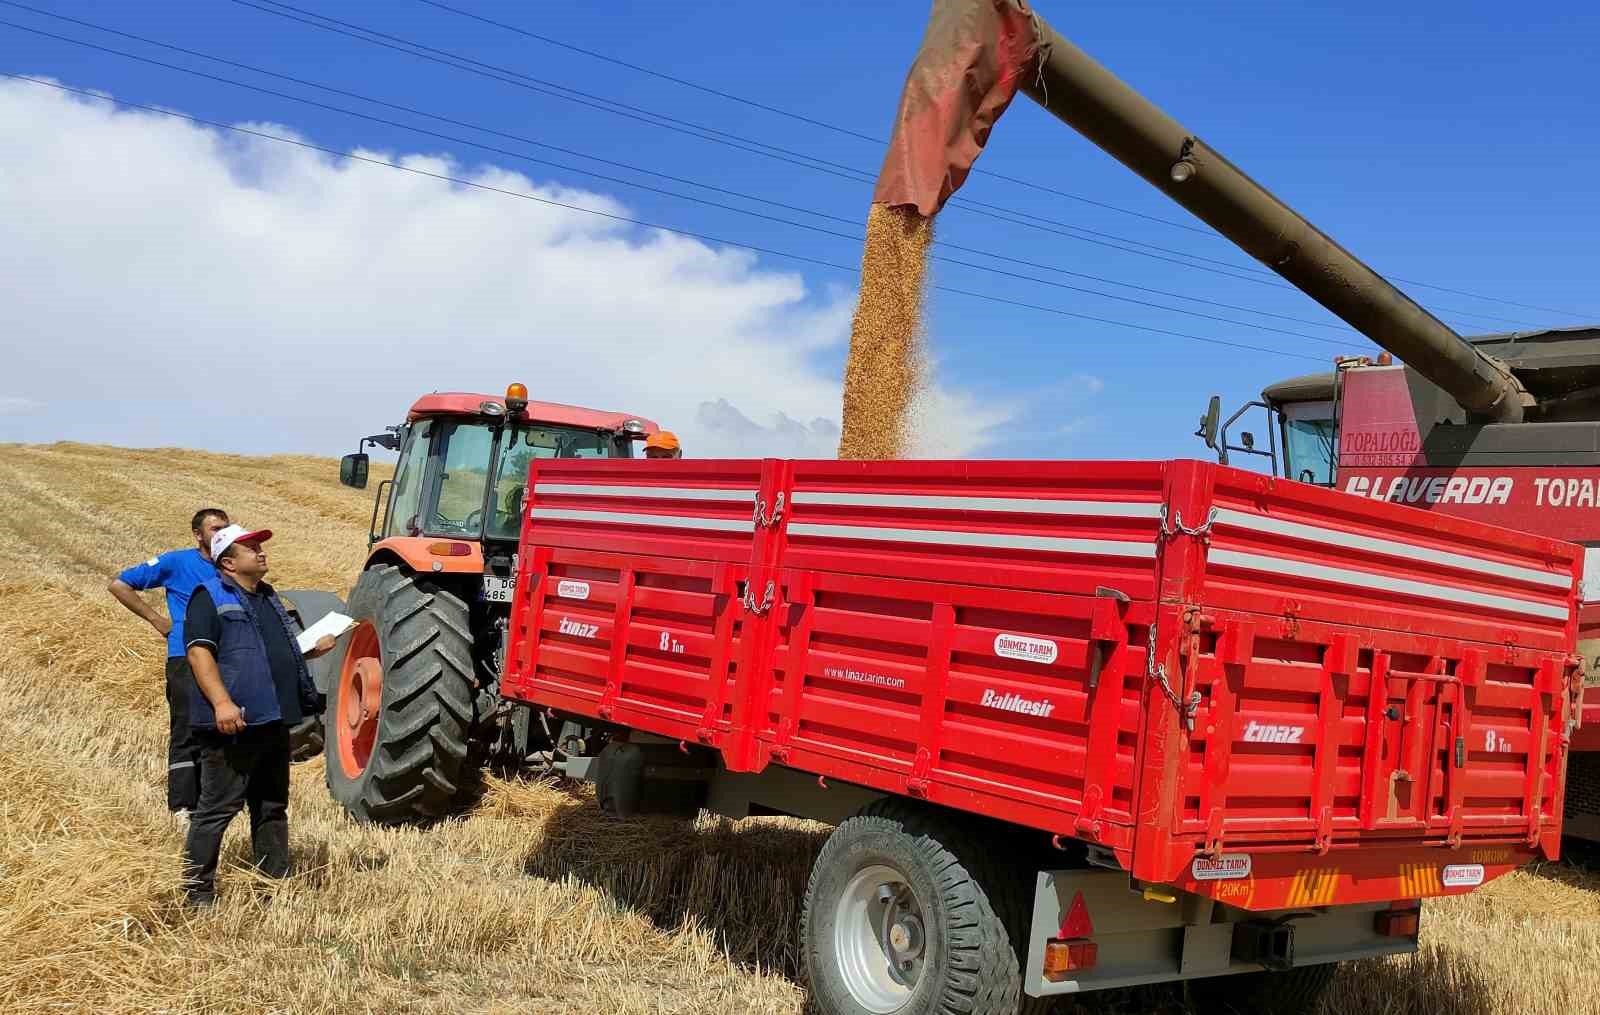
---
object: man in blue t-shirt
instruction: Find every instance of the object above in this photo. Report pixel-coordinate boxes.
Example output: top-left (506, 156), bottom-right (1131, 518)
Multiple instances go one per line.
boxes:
top-left (109, 507), bottom-right (231, 815)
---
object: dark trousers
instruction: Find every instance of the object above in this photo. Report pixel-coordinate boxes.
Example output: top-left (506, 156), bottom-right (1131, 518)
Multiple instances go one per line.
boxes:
top-left (182, 721), bottom-right (291, 903)
top-left (164, 657), bottom-right (202, 811)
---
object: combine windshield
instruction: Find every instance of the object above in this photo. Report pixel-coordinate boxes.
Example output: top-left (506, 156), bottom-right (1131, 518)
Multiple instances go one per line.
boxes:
top-left (1281, 403), bottom-right (1336, 485)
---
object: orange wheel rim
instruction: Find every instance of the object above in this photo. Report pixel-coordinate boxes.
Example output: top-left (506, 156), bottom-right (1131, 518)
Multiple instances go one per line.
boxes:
top-left (336, 621), bottom-right (382, 778)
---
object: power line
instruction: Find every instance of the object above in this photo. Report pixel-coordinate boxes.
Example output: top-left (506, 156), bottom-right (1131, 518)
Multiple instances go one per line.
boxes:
top-left (409, 0), bottom-right (1220, 237)
top-left (221, 0), bottom-right (1582, 327)
top-left (0, 9), bottom-right (1366, 348)
top-left (217, 0), bottom-right (1352, 291)
top-left (0, 72), bottom-right (1328, 365)
top-left (410, 0), bottom-right (1599, 323)
top-left (1385, 276), bottom-right (1597, 322)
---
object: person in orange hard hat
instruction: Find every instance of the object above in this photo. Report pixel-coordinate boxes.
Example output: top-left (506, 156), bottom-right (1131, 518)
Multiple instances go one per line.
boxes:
top-left (643, 431), bottom-right (682, 459)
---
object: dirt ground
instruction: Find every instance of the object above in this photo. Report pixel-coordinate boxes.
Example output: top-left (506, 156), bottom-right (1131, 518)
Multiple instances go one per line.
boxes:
top-left (2, 442), bottom-right (1596, 1014)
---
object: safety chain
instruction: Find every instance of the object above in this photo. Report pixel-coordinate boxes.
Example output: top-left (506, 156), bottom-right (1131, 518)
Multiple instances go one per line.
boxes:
top-left (742, 579), bottom-right (776, 616)
top-left (753, 491), bottom-right (786, 529)
top-left (1158, 504), bottom-right (1219, 542)
top-left (1147, 621), bottom-right (1201, 732)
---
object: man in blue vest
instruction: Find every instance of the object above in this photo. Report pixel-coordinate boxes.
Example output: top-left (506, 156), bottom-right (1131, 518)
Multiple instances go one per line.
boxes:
top-left (180, 524), bottom-right (338, 907)
top-left (109, 507), bottom-right (231, 816)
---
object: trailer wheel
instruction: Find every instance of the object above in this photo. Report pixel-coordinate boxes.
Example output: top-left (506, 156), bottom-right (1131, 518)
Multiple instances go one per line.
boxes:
top-left (801, 798), bottom-right (1048, 1015)
top-left (1188, 963), bottom-right (1336, 1014)
top-left (324, 565), bottom-right (475, 824)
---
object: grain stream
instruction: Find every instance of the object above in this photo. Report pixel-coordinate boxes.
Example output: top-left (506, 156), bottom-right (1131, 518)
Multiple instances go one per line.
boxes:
top-left (837, 203), bottom-right (935, 459)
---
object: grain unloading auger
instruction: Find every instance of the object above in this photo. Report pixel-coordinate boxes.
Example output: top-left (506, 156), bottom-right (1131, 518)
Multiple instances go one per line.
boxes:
top-left (874, 0), bottom-right (1531, 424)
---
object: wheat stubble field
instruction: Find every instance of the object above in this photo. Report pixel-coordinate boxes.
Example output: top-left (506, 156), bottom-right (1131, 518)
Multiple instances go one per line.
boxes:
top-left (2, 442), bottom-right (1598, 1015)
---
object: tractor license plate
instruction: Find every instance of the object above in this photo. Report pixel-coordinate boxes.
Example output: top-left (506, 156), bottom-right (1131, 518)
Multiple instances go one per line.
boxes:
top-left (481, 575), bottom-right (516, 603)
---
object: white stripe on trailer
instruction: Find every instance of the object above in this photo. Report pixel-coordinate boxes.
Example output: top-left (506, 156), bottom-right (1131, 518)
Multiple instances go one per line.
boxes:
top-left (785, 522), bottom-right (1155, 558)
top-left (1208, 549), bottom-right (1569, 621)
top-left (534, 483), bottom-right (758, 502)
top-left (1213, 508), bottom-right (1568, 590)
top-left (789, 490), bottom-right (1163, 518)
top-left (530, 506), bottom-right (755, 533)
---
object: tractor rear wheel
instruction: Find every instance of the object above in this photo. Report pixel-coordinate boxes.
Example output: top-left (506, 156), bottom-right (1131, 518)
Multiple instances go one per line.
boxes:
top-left (324, 565), bottom-right (476, 823)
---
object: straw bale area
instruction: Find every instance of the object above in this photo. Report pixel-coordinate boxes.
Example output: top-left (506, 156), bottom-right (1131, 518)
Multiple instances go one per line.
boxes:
top-left (2, 442), bottom-right (1596, 1014)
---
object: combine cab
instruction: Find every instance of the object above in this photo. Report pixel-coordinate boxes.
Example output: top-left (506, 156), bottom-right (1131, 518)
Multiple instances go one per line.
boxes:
top-left (315, 384), bottom-right (659, 822)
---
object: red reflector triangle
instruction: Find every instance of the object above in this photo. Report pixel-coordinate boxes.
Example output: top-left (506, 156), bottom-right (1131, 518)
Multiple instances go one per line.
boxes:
top-left (1059, 890), bottom-right (1094, 939)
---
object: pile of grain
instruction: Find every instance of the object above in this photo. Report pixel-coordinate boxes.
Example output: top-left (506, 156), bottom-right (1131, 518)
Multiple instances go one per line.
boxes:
top-left (836, 203), bottom-right (935, 459)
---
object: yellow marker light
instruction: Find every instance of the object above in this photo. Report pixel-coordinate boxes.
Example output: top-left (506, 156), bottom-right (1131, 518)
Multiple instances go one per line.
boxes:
top-left (505, 382), bottom-right (529, 411)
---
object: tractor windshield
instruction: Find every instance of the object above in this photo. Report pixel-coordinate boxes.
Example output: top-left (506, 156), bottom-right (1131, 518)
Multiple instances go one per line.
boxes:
top-left (414, 420), bottom-right (626, 541)
top-left (484, 424), bottom-right (619, 540)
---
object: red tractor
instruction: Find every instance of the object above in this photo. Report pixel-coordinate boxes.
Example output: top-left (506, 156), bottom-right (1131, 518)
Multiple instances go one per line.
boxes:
top-left (308, 383), bottom-right (660, 821)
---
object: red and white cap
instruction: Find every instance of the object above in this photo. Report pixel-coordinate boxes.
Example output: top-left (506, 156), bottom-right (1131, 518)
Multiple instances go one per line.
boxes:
top-left (210, 524), bottom-right (273, 559)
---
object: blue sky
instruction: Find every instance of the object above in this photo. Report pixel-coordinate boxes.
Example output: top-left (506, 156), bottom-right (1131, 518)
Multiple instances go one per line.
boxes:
top-left (2, 0), bottom-right (1596, 461)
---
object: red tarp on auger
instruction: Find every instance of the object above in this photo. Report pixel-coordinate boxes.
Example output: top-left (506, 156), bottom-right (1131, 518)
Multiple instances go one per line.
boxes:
top-left (872, 0), bottom-right (1040, 216)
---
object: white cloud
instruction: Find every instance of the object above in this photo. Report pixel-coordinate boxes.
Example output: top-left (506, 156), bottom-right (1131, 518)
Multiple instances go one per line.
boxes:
top-left (904, 380), bottom-right (1016, 459)
top-left (0, 79), bottom-right (1011, 459)
top-left (0, 396), bottom-right (43, 416)
top-left (696, 398), bottom-right (840, 458)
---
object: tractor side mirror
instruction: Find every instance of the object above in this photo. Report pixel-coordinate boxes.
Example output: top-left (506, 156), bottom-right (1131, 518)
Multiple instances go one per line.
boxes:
top-left (340, 453), bottom-right (370, 489)
top-left (1196, 395), bottom-right (1222, 450)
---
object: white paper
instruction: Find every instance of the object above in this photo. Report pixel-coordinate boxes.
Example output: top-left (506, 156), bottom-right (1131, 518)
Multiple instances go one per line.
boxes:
top-left (296, 611), bottom-right (357, 654)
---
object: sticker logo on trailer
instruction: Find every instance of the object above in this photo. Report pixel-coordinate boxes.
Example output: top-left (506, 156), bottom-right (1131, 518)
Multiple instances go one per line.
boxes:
top-left (1241, 721), bottom-right (1306, 744)
top-left (556, 580), bottom-right (590, 600)
top-left (1442, 864), bottom-right (1485, 888)
top-left (1191, 854), bottom-right (1253, 881)
top-left (558, 617), bottom-right (598, 639)
top-left (993, 633), bottom-right (1059, 665)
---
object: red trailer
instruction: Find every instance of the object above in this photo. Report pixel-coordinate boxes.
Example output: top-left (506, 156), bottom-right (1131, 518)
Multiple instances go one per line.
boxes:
top-left (502, 456), bottom-right (1582, 1014)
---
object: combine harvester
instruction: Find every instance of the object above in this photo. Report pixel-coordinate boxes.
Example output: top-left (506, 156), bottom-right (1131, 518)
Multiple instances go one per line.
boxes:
top-left (316, 2), bottom-right (1589, 1012)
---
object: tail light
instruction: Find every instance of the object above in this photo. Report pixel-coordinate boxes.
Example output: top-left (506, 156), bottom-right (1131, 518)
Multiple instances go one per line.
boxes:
top-left (1043, 939), bottom-right (1098, 979)
top-left (1044, 889), bottom-right (1097, 980)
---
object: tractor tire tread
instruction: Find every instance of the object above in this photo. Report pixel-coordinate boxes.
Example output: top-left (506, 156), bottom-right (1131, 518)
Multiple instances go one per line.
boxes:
top-left (326, 565), bottom-right (476, 825)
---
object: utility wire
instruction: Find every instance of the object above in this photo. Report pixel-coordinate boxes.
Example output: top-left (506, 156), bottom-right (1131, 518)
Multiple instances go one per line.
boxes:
top-left (411, 0), bottom-right (1600, 323)
top-left (220, 0), bottom-right (1574, 328)
top-left (410, 0), bottom-right (1220, 237)
top-left (0, 11), bottom-right (1367, 349)
top-left (0, 72), bottom-right (1328, 365)
top-left (218, 0), bottom-right (1357, 291)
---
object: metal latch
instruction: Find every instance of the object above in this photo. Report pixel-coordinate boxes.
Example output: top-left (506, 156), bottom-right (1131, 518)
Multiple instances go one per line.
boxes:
top-left (741, 579), bottom-right (776, 616)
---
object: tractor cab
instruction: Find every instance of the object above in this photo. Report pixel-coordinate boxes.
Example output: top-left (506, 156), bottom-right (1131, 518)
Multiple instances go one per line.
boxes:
top-left (340, 383), bottom-right (658, 598)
